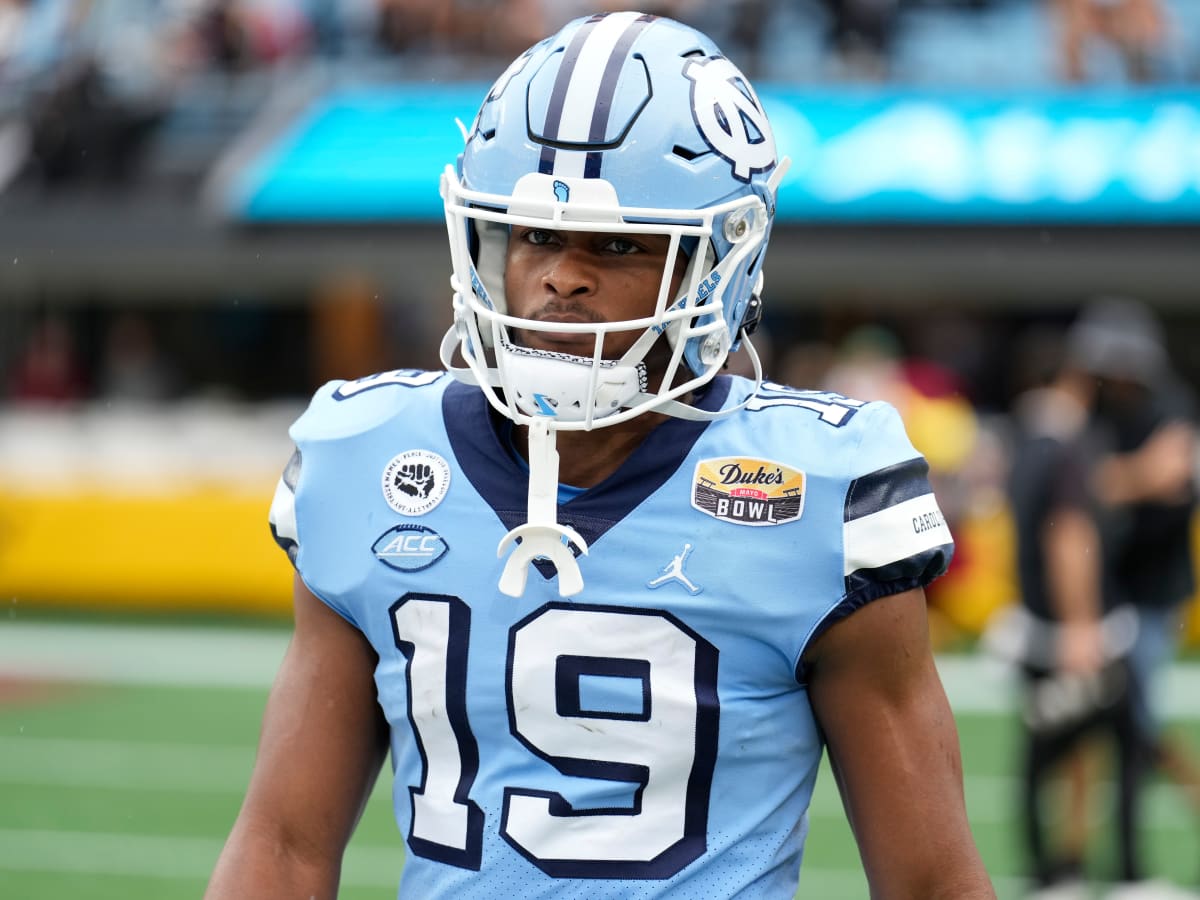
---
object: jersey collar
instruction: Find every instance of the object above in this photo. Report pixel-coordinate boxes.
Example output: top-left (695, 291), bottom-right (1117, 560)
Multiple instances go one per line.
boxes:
top-left (444, 377), bottom-right (731, 548)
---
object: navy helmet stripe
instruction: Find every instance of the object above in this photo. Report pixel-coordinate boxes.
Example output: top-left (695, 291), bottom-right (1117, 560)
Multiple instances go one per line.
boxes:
top-left (535, 12), bottom-right (658, 178)
top-left (583, 14), bottom-right (655, 178)
top-left (539, 14), bottom-right (606, 174)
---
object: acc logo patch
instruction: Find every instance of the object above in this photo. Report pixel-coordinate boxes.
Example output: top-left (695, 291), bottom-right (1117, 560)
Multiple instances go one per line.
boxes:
top-left (692, 457), bottom-right (805, 526)
top-left (373, 524), bottom-right (449, 572)
top-left (382, 450), bottom-right (451, 516)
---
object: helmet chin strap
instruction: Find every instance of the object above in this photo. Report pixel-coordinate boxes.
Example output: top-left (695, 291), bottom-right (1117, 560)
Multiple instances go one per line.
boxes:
top-left (496, 419), bottom-right (588, 598)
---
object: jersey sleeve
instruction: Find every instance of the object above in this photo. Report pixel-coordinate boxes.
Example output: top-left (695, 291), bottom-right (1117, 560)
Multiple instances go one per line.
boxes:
top-left (839, 401), bottom-right (955, 608)
top-left (265, 370), bottom-right (448, 626)
top-left (265, 395), bottom-right (364, 624)
top-left (268, 447), bottom-right (302, 564)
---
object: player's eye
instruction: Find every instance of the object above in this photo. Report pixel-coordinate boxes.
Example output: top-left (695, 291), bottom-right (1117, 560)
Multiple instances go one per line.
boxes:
top-left (519, 228), bottom-right (559, 246)
top-left (601, 236), bottom-right (641, 256)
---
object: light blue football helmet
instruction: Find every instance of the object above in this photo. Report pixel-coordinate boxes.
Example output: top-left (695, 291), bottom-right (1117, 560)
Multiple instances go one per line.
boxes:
top-left (440, 11), bottom-right (789, 430)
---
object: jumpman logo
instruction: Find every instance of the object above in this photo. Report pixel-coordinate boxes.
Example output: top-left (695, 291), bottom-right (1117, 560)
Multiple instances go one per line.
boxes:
top-left (647, 543), bottom-right (702, 595)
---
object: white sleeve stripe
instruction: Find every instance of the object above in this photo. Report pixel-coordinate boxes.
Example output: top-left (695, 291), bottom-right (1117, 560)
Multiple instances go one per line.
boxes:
top-left (843, 493), bottom-right (951, 577)
top-left (268, 477), bottom-right (298, 546)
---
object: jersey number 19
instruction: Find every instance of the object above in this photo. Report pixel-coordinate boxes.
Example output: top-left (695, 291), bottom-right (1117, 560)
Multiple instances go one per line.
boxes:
top-left (391, 594), bottom-right (720, 879)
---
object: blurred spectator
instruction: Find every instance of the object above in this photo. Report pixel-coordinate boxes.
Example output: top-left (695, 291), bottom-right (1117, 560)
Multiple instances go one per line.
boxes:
top-left (775, 338), bottom-right (836, 394)
top-left (198, 0), bottom-right (256, 71)
top-left (27, 55), bottom-right (164, 185)
top-left (478, 0), bottom-right (709, 62)
top-left (821, 324), bottom-right (978, 488)
top-left (1068, 297), bottom-right (1200, 893)
top-left (0, 0), bottom-right (31, 71)
top-left (191, 0), bottom-right (311, 69)
top-left (996, 326), bottom-right (1143, 898)
top-left (464, 0), bottom-right (551, 58)
top-left (818, 0), bottom-right (899, 80)
top-left (374, 0), bottom-right (450, 54)
top-left (6, 314), bottom-right (87, 403)
top-left (97, 311), bottom-right (179, 403)
top-left (18, 0), bottom-right (197, 187)
top-left (820, 324), bottom-right (909, 408)
top-left (1054, 0), bottom-right (1166, 82)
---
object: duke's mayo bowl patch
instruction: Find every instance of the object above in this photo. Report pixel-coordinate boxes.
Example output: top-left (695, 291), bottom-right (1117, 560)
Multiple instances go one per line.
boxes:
top-left (691, 457), bottom-right (805, 526)
top-left (382, 450), bottom-right (451, 516)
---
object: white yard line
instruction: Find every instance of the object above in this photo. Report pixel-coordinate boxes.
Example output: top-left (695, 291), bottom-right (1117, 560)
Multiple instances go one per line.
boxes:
top-left (3, 618), bottom-right (1200, 717)
top-left (0, 828), bottom-right (402, 887)
top-left (0, 736), bottom-right (254, 792)
top-left (0, 826), bottom-right (1029, 898)
top-left (0, 620), bottom-right (288, 688)
top-left (937, 653), bottom-right (1200, 720)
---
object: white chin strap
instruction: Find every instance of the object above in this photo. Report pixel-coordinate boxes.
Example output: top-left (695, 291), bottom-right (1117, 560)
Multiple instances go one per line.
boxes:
top-left (496, 419), bottom-right (588, 598)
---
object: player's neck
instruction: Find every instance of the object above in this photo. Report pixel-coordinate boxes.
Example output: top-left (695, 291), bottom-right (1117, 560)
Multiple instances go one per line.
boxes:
top-left (512, 412), bottom-right (668, 488)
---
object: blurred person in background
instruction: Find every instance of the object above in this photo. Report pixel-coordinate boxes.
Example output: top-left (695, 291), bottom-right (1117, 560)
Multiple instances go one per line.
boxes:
top-left (207, 11), bottom-right (994, 899)
top-left (374, 0), bottom-right (457, 54)
top-left (996, 327), bottom-right (1144, 900)
top-left (18, 0), bottom-right (196, 187)
top-left (1054, 0), bottom-right (1166, 82)
top-left (0, 0), bottom-right (32, 68)
top-left (6, 313), bottom-right (87, 403)
top-left (97, 311), bottom-right (180, 404)
top-left (1068, 297), bottom-right (1200, 897)
top-left (374, 0), bottom-right (684, 63)
top-left (817, 0), bottom-right (899, 80)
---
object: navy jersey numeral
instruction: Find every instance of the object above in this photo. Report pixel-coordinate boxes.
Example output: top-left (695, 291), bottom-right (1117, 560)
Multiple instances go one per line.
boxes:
top-left (334, 369), bottom-right (443, 400)
top-left (391, 597), bottom-right (720, 879)
top-left (749, 382), bottom-right (865, 426)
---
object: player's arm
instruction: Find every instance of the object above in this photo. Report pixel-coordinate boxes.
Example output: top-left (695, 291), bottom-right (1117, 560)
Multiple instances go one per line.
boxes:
top-left (205, 573), bottom-right (389, 899)
top-left (804, 587), bottom-right (995, 900)
top-left (1043, 505), bottom-right (1105, 673)
top-left (1094, 419), bottom-right (1195, 506)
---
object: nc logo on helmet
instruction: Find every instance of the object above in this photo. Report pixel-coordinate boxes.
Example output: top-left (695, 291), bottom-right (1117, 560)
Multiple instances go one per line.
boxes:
top-left (683, 57), bottom-right (776, 182)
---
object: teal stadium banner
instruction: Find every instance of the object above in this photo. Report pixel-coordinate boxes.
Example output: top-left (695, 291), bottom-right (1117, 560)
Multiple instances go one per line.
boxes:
top-left (224, 85), bottom-right (1200, 224)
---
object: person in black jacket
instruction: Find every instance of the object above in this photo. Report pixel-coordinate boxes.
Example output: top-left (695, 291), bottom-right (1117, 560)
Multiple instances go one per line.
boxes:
top-left (1069, 298), bottom-right (1200, 897)
top-left (1003, 328), bottom-right (1143, 898)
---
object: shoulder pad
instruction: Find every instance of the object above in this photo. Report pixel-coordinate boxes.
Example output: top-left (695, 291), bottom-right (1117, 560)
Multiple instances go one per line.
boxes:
top-left (291, 369), bottom-right (448, 443)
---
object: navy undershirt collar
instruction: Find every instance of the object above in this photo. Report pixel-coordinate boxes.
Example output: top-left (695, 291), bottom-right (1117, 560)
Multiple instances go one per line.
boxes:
top-left (443, 378), bottom-right (732, 551)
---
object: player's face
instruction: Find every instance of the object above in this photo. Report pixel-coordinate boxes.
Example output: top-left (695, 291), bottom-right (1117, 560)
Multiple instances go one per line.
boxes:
top-left (503, 227), bottom-right (688, 360)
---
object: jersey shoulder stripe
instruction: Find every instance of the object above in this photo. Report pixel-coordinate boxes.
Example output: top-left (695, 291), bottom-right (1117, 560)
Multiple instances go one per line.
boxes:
top-left (842, 446), bottom-right (953, 595)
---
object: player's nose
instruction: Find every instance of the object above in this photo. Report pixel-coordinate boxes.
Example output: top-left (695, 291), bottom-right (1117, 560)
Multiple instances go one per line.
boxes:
top-left (541, 246), bottom-right (597, 300)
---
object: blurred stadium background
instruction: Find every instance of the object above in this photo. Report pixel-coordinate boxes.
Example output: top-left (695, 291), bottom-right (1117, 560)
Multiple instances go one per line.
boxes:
top-left (1, 0), bottom-right (1199, 897)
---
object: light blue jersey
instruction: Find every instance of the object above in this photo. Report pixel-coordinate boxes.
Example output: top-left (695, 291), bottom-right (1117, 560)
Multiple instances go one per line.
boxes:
top-left (269, 372), bottom-right (954, 899)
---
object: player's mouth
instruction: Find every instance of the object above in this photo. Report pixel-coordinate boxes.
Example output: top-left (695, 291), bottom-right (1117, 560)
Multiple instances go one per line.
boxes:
top-left (524, 312), bottom-right (602, 352)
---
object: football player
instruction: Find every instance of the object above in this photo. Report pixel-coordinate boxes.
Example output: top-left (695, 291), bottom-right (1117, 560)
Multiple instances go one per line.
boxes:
top-left (207, 11), bottom-right (994, 899)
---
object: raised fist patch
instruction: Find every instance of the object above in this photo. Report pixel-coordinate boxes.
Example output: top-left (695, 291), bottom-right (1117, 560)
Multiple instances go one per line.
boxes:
top-left (382, 450), bottom-right (451, 516)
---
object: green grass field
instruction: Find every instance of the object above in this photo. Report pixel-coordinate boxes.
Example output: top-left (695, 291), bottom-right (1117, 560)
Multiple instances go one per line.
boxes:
top-left (1, 617), bottom-right (1197, 899)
